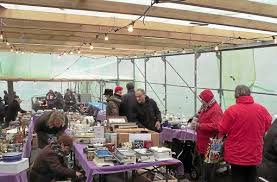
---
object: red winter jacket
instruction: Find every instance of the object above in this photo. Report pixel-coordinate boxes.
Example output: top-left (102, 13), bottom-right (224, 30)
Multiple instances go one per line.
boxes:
top-left (196, 90), bottom-right (223, 155)
top-left (219, 96), bottom-right (272, 166)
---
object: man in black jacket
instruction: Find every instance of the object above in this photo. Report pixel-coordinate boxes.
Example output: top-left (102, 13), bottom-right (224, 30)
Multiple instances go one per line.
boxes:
top-left (5, 96), bottom-right (26, 127)
top-left (120, 82), bottom-right (137, 122)
top-left (258, 119), bottom-right (277, 182)
top-left (133, 89), bottom-right (162, 132)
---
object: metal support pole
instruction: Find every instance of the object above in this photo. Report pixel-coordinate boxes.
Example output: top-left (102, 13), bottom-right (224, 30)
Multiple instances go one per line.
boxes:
top-left (194, 52), bottom-right (201, 114)
top-left (144, 58), bottom-right (149, 93)
top-left (7, 81), bottom-right (14, 104)
top-left (216, 51), bottom-right (223, 107)
top-left (162, 56), bottom-right (168, 114)
top-left (116, 59), bottom-right (121, 86)
top-left (131, 59), bottom-right (135, 84)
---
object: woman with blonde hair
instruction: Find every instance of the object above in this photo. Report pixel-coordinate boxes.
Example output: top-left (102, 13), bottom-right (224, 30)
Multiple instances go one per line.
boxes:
top-left (34, 111), bottom-right (68, 149)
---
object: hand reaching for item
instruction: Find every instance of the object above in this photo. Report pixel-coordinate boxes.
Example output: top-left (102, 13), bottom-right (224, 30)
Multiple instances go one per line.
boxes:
top-left (155, 121), bottom-right (161, 130)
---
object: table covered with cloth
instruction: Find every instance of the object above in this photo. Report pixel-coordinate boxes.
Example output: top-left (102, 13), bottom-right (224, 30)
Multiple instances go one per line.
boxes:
top-left (160, 127), bottom-right (197, 143)
top-left (0, 170), bottom-right (28, 182)
top-left (74, 143), bottom-right (184, 182)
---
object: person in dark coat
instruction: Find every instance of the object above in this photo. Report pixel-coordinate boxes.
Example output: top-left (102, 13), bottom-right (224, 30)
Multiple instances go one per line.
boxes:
top-left (34, 111), bottom-right (68, 149)
top-left (0, 97), bottom-right (5, 125)
top-left (29, 135), bottom-right (82, 182)
top-left (54, 91), bottom-right (64, 110)
top-left (5, 96), bottom-right (26, 127)
top-left (120, 82), bottom-right (137, 122)
top-left (258, 119), bottom-right (277, 182)
top-left (64, 90), bottom-right (77, 112)
top-left (3, 90), bottom-right (9, 105)
top-left (133, 89), bottom-right (162, 132)
top-left (105, 88), bottom-right (122, 116)
top-left (46, 89), bottom-right (56, 109)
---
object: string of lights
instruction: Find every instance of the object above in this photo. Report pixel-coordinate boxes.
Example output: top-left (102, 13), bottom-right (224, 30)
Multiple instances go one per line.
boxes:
top-left (0, 0), bottom-right (276, 57)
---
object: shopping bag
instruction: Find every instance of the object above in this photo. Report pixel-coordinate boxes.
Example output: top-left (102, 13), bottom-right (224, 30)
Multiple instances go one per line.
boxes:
top-left (204, 137), bottom-right (223, 164)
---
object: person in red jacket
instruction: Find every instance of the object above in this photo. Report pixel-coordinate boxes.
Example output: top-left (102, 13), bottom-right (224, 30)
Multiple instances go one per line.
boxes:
top-left (191, 89), bottom-right (223, 182)
top-left (219, 85), bottom-right (272, 182)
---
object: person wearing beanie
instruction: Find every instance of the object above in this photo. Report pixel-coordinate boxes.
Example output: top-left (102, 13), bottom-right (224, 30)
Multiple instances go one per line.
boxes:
top-left (120, 82), bottom-right (137, 122)
top-left (191, 89), bottom-right (223, 182)
top-left (105, 86), bottom-right (122, 116)
top-left (114, 86), bottom-right (123, 99)
top-left (29, 135), bottom-right (82, 182)
top-left (219, 85), bottom-right (272, 182)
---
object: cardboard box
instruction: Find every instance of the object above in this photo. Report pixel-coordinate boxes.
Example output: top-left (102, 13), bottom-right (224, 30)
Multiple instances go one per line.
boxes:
top-left (117, 129), bottom-right (160, 147)
top-left (0, 158), bottom-right (29, 173)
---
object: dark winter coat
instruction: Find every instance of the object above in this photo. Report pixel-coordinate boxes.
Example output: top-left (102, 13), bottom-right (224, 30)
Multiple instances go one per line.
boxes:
top-left (34, 111), bottom-right (68, 149)
top-left (29, 143), bottom-right (76, 182)
top-left (258, 119), bottom-right (277, 182)
top-left (133, 96), bottom-right (162, 132)
top-left (5, 100), bottom-right (26, 123)
top-left (54, 92), bottom-right (64, 109)
top-left (4, 93), bottom-right (9, 105)
top-left (64, 93), bottom-right (76, 106)
top-left (120, 89), bottom-right (137, 122)
top-left (106, 94), bottom-right (121, 116)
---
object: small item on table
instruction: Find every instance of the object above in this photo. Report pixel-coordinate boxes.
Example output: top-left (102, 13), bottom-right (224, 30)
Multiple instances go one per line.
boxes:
top-left (144, 140), bottom-right (153, 149)
top-left (150, 147), bottom-right (173, 161)
top-left (121, 142), bottom-right (132, 149)
top-left (133, 140), bottom-right (144, 149)
top-left (114, 148), bottom-right (136, 164)
top-left (134, 148), bottom-right (155, 163)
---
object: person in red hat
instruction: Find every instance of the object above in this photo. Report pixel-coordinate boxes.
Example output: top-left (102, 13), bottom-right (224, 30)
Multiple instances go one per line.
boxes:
top-left (191, 89), bottom-right (223, 182)
top-left (105, 86), bottom-right (123, 116)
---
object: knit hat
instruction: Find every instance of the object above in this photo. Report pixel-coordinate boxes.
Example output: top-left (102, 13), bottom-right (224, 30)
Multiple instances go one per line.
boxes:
top-left (199, 89), bottom-right (214, 103)
top-left (114, 86), bottom-right (123, 93)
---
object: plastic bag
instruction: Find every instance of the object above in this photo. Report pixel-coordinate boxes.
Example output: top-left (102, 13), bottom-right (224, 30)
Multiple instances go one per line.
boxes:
top-left (204, 137), bottom-right (223, 164)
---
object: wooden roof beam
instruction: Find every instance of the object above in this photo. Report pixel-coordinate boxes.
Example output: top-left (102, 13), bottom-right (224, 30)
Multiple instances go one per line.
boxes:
top-left (162, 0), bottom-right (277, 18)
top-left (0, 9), bottom-right (270, 40)
top-left (0, 0), bottom-right (277, 32)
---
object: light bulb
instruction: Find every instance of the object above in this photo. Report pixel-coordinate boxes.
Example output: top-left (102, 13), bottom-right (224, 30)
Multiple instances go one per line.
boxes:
top-left (70, 51), bottom-right (73, 55)
top-left (0, 33), bottom-right (3, 40)
top-left (10, 48), bottom-right (13, 52)
top-left (274, 39), bottom-right (277, 44)
top-left (214, 45), bottom-right (219, 51)
top-left (6, 41), bottom-right (9, 46)
top-left (90, 44), bottom-right (94, 50)
top-left (78, 50), bottom-right (81, 54)
top-left (21, 51), bottom-right (24, 54)
top-left (128, 24), bottom-right (134, 32)
top-left (104, 34), bottom-right (109, 41)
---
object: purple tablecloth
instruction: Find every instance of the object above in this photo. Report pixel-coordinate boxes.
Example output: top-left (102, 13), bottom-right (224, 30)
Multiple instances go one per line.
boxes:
top-left (0, 170), bottom-right (28, 182)
top-left (22, 113), bottom-right (42, 158)
top-left (160, 127), bottom-right (197, 143)
top-left (22, 118), bottom-right (34, 158)
top-left (74, 143), bottom-right (184, 182)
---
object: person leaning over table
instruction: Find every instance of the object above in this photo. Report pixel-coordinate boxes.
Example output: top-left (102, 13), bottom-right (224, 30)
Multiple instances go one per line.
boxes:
top-left (34, 110), bottom-right (68, 149)
top-left (132, 89), bottom-right (162, 132)
top-left (218, 85), bottom-right (272, 182)
top-left (29, 135), bottom-right (82, 182)
top-left (190, 89), bottom-right (223, 182)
